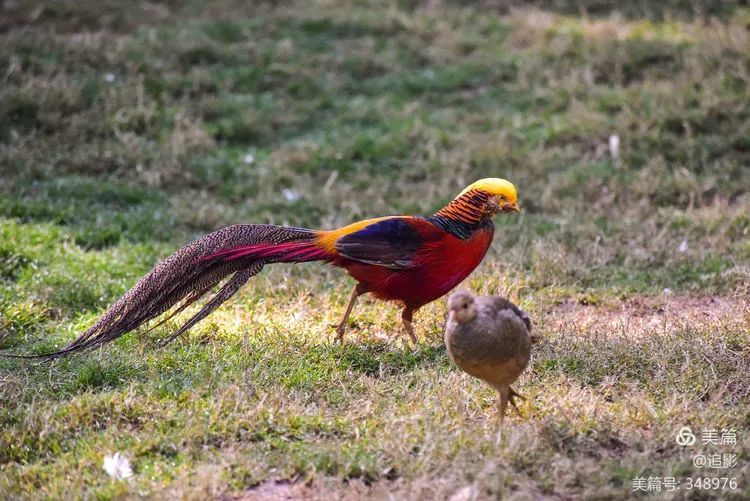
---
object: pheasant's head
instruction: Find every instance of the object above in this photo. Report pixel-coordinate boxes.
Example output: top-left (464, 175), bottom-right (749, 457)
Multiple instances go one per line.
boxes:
top-left (458, 178), bottom-right (519, 215)
top-left (436, 178), bottom-right (520, 225)
top-left (447, 290), bottom-right (478, 324)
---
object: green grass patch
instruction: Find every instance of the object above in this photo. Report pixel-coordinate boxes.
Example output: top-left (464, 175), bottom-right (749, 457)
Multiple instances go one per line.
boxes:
top-left (0, 0), bottom-right (748, 498)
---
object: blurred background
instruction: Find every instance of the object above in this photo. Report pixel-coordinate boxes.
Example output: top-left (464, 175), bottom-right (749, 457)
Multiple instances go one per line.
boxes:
top-left (1, 0), bottom-right (748, 296)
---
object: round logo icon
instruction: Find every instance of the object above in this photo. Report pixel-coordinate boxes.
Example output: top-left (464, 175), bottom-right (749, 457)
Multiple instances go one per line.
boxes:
top-left (676, 426), bottom-right (696, 446)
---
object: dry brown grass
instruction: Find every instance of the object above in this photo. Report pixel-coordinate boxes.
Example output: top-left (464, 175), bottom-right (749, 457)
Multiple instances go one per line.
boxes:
top-left (1, 0), bottom-right (748, 497)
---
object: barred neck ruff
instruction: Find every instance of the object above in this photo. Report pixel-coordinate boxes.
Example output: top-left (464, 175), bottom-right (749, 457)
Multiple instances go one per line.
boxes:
top-left (428, 190), bottom-right (493, 239)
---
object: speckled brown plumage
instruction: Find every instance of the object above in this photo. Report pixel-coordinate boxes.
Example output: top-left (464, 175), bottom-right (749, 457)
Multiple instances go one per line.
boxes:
top-left (444, 290), bottom-right (535, 422)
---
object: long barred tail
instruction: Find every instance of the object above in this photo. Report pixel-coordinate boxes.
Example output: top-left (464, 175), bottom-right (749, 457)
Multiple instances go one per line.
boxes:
top-left (2, 224), bottom-right (328, 359)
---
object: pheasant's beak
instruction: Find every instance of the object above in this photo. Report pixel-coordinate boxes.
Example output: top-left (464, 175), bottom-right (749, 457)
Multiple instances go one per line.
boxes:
top-left (502, 201), bottom-right (520, 213)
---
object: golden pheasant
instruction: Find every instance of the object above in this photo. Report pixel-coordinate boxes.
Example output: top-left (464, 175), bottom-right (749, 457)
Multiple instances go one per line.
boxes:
top-left (4, 178), bottom-right (520, 359)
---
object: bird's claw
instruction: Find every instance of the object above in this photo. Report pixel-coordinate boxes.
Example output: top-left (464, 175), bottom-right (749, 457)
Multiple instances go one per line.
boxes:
top-left (401, 336), bottom-right (417, 352)
top-left (508, 387), bottom-right (526, 417)
top-left (402, 320), bottom-right (418, 346)
top-left (331, 324), bottom-right (346, 344)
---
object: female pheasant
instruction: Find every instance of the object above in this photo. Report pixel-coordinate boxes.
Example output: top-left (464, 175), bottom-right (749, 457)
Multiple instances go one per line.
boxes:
top-left (445, 290), bottom-right (534, 422)
top-left (5, 178), bottom-right (519, 358)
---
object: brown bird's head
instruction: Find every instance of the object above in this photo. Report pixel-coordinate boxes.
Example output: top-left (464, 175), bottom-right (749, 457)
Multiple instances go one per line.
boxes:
top-left (447, 290), bottom-right (478, 324)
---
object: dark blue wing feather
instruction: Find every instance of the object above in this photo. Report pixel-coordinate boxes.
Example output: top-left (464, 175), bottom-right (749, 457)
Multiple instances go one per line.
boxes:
top-left (334, 217), bottom-right (425, 269)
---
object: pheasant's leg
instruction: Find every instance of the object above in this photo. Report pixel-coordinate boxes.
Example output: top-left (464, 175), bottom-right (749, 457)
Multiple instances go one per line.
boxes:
top-left (496, 385), bottom-right (510, 423)
top-left (334, 285), bottom-right (364, 344)
top-left (401, 307), bottom-right (418, 344)
top-left (507, 387), bottom-right (526, 417)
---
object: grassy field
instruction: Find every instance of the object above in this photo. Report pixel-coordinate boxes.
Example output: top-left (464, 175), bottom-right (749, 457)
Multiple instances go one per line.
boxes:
top-left (1, 0), bottom-right (749, 498)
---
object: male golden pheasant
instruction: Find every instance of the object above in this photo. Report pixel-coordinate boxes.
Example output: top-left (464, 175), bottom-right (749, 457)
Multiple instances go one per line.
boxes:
top-left (5, 178), bottom-right (519, 358)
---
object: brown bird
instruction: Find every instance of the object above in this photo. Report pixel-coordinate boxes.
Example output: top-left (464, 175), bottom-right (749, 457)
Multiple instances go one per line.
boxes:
top-left (445, 290), bottom-right (534, 421)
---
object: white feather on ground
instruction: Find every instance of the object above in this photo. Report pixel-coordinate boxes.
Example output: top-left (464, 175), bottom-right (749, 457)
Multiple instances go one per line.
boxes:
top-left (103, 452), bottom-right (133, 479)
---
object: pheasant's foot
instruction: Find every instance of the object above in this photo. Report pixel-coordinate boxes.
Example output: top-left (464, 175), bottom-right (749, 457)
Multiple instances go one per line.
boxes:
top-left (508, 387), bottom-right (526, 417)
top-left (402, 319), bottom-right (418, 345)
top-left (497, 396), bottom-right (508, 423)
top-left (331, 323), bottom-right (346, 344)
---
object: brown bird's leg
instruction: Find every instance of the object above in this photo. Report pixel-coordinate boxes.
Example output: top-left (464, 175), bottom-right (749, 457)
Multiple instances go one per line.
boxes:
top-left (401, 307), bottom-right (418, 345)
top-left (507, 387), bottom-right (526, 417)
top-left (496, 384), bottom-right (510, 422)
top-left (334, 284), bottom-right (365, 344)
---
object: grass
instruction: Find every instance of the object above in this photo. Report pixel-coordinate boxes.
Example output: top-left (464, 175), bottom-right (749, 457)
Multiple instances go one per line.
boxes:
top-left (1, 0), bottom-right (749, 498)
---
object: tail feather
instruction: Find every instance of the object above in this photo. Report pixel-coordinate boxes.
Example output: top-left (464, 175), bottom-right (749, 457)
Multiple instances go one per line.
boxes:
top-left (140, 274), bottom-right (228, 337)
top-left (1, 224), bottom-right (326, 359)
top-left (201, 240), bottom-right (330, 263)
top-left (157, 262), bottom-right (262, 347)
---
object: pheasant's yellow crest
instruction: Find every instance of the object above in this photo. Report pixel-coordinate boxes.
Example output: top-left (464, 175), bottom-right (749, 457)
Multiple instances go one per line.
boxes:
top-left (456, 178), bottom-right (518, 203)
